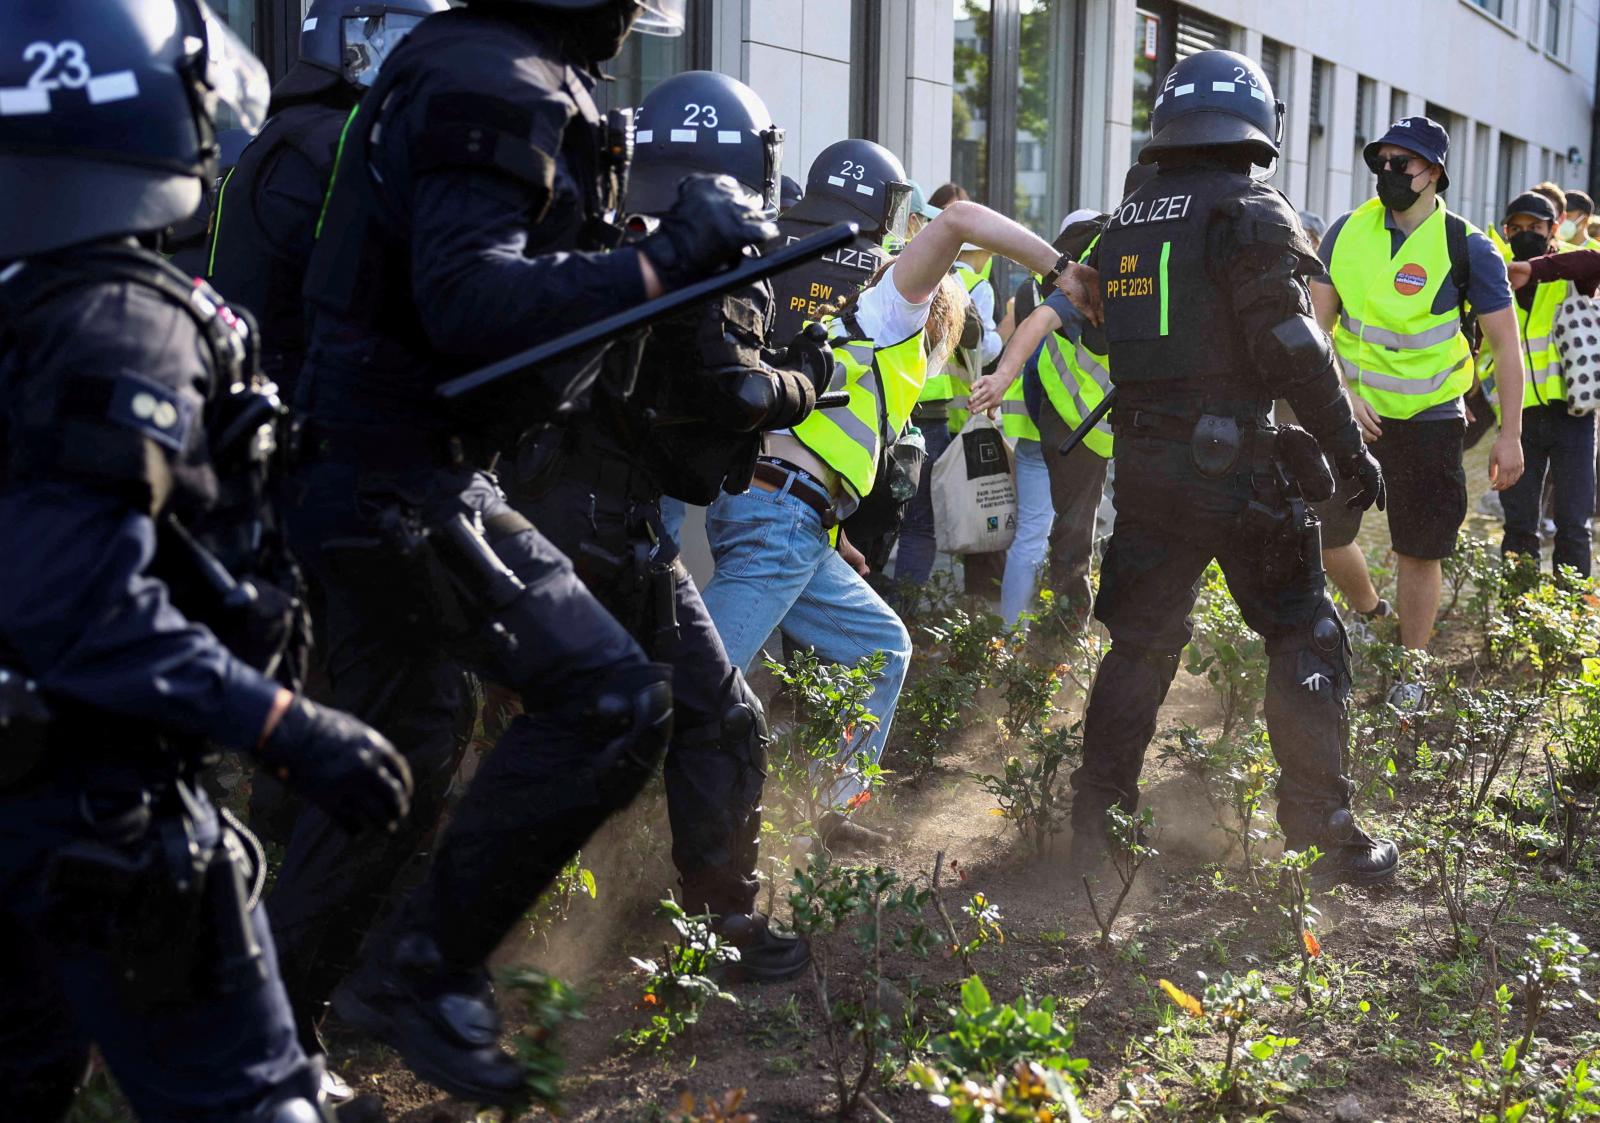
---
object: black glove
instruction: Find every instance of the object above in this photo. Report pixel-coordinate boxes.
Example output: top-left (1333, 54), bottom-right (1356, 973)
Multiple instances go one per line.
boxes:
top-left (259, 696), bottom-right (413, 833)
top-left (761, 366), bottom-right (817, 430)
top-left (638, 174), bottom-right (778, 290)
top-left (1337, 447), bottom-right (1386, 512)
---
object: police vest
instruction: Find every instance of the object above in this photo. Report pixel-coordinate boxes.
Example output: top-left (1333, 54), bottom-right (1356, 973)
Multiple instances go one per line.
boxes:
top-left (1097, 167), bottom-right (1256, 399)
top-left (792, 324), bottom-right (926, 505)
top-left (1329, 197), bottom-right (1476, 420)
top-left (1476, 276), bottom-right (1570, 416)
top-left (944, 262), bottom-right (996, 431)
top-left (924, 261), bottom-right (987, 406)
top-left (1038, 328), bottom-right (1113, 458)
top-left (769, 218), bottom-right (886, 341)
top-left (208, 100), bottom-right (350, 389)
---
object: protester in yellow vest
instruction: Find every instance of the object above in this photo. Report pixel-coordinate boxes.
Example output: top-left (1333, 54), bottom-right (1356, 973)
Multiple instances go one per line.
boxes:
top-left (1492, 192), bottom-right (1600, 577)
top-left (699, 189), bottom-right (1098, 850)
top-left (1311, 116), bottom-right (1524, 695)
top-left (968, 209), bottom-right (1108, 627)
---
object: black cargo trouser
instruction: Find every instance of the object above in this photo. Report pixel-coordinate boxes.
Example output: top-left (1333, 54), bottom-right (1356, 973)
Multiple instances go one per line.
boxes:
top-left (516, 470), bottom-right (764, 918)
top-left (1071, 435), bottom-right (1355, 845)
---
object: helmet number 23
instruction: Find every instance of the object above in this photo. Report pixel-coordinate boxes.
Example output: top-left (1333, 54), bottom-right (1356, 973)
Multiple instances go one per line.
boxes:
top-left (682, 103), bottom-right (719, 128)
top-left (1231, 65), bottom-right (1258, 88)
top-left (839, 161), bottom-right (866, 180)
top-left (25, 41), bottom-right (92, 91)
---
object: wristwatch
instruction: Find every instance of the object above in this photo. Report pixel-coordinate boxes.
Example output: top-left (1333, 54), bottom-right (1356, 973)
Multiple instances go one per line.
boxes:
top-left (1039, 251), bottom-right (1076, 291)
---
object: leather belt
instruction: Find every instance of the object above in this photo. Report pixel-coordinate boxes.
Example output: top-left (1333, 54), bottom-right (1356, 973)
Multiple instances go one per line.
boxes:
top-left (752, 458), bottom-right (838, 529)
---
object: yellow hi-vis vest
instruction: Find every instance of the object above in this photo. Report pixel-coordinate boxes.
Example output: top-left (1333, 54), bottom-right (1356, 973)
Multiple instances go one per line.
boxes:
top-left (792, 325), bottom-right (928, 505)
top-left (922, 261), bottom-right (987, 406)
top-left (1038, 330), bottom-right (1113, 458)
top-left (999, 375), bottom-right (1038, 440)
top-left (1329, 197), bottom-right (1476, 420)
top-left (1475, 277), bottom-right (1570, 418)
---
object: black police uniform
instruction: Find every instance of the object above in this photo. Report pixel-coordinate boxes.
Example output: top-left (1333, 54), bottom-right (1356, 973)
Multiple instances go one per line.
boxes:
top-left (1070, 50), bottom-right (1396, 883)
top-left (279, 3), bottom-right (766, 1102)
top-left (0, 245), bottom-right (343, 1123)
top-left (208, 0), bottom-right (445, 396)
top-left (509, 70), bottom-right (815, 974)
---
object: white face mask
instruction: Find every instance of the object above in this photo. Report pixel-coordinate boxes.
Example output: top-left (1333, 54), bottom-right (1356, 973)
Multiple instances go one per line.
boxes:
top-left (1560, 218), bottom-right (1581, 241)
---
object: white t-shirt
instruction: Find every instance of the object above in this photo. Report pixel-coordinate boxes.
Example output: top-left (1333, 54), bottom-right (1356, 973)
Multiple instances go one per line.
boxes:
top-left (765, 264), bottom-right (933, 493)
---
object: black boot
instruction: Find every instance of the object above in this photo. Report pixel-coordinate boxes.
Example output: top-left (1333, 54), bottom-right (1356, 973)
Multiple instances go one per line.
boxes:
top-left (716, 912), bottom-right (811, 983)
top-left (331, 933), bottom-right (525, 1106)
top-left (1288, 810), bottom-right (1399, 888)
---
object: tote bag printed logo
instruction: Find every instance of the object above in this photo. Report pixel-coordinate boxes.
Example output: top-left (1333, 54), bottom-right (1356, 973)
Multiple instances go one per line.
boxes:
top-left (1394, 263), bottom-right (1428, 296)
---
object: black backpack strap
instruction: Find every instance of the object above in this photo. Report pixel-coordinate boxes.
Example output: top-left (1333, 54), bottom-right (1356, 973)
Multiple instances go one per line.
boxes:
top-left (1444, 211), bottom-right (1476, 347)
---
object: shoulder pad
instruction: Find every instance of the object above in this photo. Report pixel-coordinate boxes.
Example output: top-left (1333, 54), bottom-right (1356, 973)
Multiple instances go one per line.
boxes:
top-left (1223, 188), bottom-right (1323, 275)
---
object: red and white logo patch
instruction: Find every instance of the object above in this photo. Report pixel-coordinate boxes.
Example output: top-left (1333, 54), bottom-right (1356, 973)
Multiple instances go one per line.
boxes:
top-left (1394, 263), bottom-right (1428, 295)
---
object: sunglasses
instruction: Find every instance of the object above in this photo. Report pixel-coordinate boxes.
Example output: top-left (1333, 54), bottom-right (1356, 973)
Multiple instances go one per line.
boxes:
top-left (1366, 152), bottom-right (1424, 176)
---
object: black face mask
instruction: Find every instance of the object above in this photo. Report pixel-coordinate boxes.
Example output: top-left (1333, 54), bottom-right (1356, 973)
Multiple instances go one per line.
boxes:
top-left (1509, 230), bottom-right (1550, 261)
top-left (1376, 169), bottom-right (1423, 212)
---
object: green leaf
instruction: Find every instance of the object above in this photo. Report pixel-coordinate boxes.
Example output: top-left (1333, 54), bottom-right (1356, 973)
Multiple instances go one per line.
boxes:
top-left (960, 974), bottom-right (992, 1016)
top-left (579, 869), bottom-right (597, 898)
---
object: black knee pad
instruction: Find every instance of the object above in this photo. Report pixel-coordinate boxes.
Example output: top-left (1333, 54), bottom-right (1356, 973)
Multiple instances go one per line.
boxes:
top-left (1269, 598), bottom-right (1351, 702)
top-left (588, 661), bottom-right (674, 809)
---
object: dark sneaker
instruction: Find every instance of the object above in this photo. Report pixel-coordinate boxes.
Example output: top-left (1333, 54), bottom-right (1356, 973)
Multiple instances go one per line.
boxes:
top-left (819, 811), bottom-right (892, 854)
top-left (716, 912), bottom-right (811, 983)
top-left (331, 936), bottom-right (526, 1107)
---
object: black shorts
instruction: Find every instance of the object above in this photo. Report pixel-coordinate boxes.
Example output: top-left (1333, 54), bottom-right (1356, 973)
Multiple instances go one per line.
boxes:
top-left (1315, 416), bottom-right (1467, 560)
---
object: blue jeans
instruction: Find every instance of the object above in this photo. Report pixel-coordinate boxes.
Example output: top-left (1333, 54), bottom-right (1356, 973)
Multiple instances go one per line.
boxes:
top-left (1001, 438), bottom-right (1054, 625)
top-left (894, 420), bottom-right (953, 588)
top-left (1501, 403), bottom-right (1596, 577)
top-left (701, 482), bottom-right (912, 807)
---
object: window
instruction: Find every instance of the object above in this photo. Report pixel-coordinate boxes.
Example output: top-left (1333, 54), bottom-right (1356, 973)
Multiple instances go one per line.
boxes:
top-left (1129, 8), bottom-right (1162, 166)
top-left (1306, 58), bottom-right (1330, 215)
top-left (1389, 88), bottom-right (1408, 129)
top-left (1259, 38), bottom-right (1282, 93)
top-left (1498, 133), bottom-right (1524, 220)
top-left (850, 0), bottom-right (881, 141)
top-left (1174, 7), bottom-right (1230, 59)
top-left (951, 0), bottom-right (993, 205)
top-left (1469, 0), bottom-right (1506, 17)
top-left (1545, 0), bottom-right (1563, 54)
top-left (1015, 0), bottom-right (1077, 240)
top-left (595, 31), bottom-right (692, 114)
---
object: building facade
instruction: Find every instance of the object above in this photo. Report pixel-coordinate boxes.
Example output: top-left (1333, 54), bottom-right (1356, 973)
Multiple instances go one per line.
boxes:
top-left (228, 0), bottom-right (1598, 273)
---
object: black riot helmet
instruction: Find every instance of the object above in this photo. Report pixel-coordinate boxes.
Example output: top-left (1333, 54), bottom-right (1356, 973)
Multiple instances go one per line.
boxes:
top-left (791, 139), bottom-right (913, 243)
top-left (0, 0), bottom-right (270, 260)
top-left (1141, 49), bottom-right (1284, 168)
top-left (627, 71), bottom-right (784, 217)
top-left (295, 0), bottom-right (447, 90)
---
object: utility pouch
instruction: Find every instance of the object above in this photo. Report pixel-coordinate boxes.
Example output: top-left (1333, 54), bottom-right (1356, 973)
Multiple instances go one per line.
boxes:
top-left (1190, 414), bottom-right (1242, 478)
top-left (1274, 425), bottom-right (1335, 503)
top-left (0, 668), bottom-right (52, 791)
top-left (44, 816), bottom-right (210, 1009)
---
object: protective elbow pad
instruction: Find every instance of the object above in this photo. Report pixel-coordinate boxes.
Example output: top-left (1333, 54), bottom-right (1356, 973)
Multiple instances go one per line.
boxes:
top-left (1268, 314), bottom-right (1336, 381)
top-left (589, 661), bottom-right (675, 809)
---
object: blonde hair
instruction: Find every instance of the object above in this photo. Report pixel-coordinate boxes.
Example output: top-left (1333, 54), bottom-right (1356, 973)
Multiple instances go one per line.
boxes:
top-left (826, 262), bottom-right (969, 369)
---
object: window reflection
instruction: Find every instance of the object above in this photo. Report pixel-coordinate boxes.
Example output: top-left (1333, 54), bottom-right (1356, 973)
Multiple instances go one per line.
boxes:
top-left (952, 0), bottom-right (992, 205)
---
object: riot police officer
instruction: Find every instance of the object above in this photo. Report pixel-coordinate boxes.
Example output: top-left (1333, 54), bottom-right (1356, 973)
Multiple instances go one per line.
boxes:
top-left (769, 138), bottom-right (910, 340)
top-left (278, 0), bottom-right (774, 1104)
top-left (513, 70), bottom-right (818, 980)
top-left (1067, 49), bottom-right (1399, 886)
top-left (209, 0), bottom-right (447, 395)
top-left (0, 3), bottom-right (413, 1119)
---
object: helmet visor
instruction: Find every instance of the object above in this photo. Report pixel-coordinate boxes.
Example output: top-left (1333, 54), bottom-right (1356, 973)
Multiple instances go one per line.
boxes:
top-left (200, 2), bottom-right (271, 133)
top-left (634, 0), bottom-right (688, 37)
top-left (882, 180), bottom-right (913, 243)
top-left (342, 12), bottom-right (429, 87)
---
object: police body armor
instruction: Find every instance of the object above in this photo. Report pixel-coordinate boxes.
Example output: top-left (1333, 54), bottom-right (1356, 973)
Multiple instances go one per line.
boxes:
top-left (0, 244), bottom-right (304, 688)
top-left (768, 215), bottom-right (886, 341)
top-left (208, 102), bottom-right (351, 389)
top-left (302, 10), bottom-right (628, 439)
top-left (1099, 167), bottom-right (1259, 412)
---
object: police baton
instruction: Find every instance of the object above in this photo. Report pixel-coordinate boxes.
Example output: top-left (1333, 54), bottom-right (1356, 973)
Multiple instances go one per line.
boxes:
top-left (1057, 387), bottom-right (1116, 458)
top-left (437, 222), bottom-right (860, 403)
